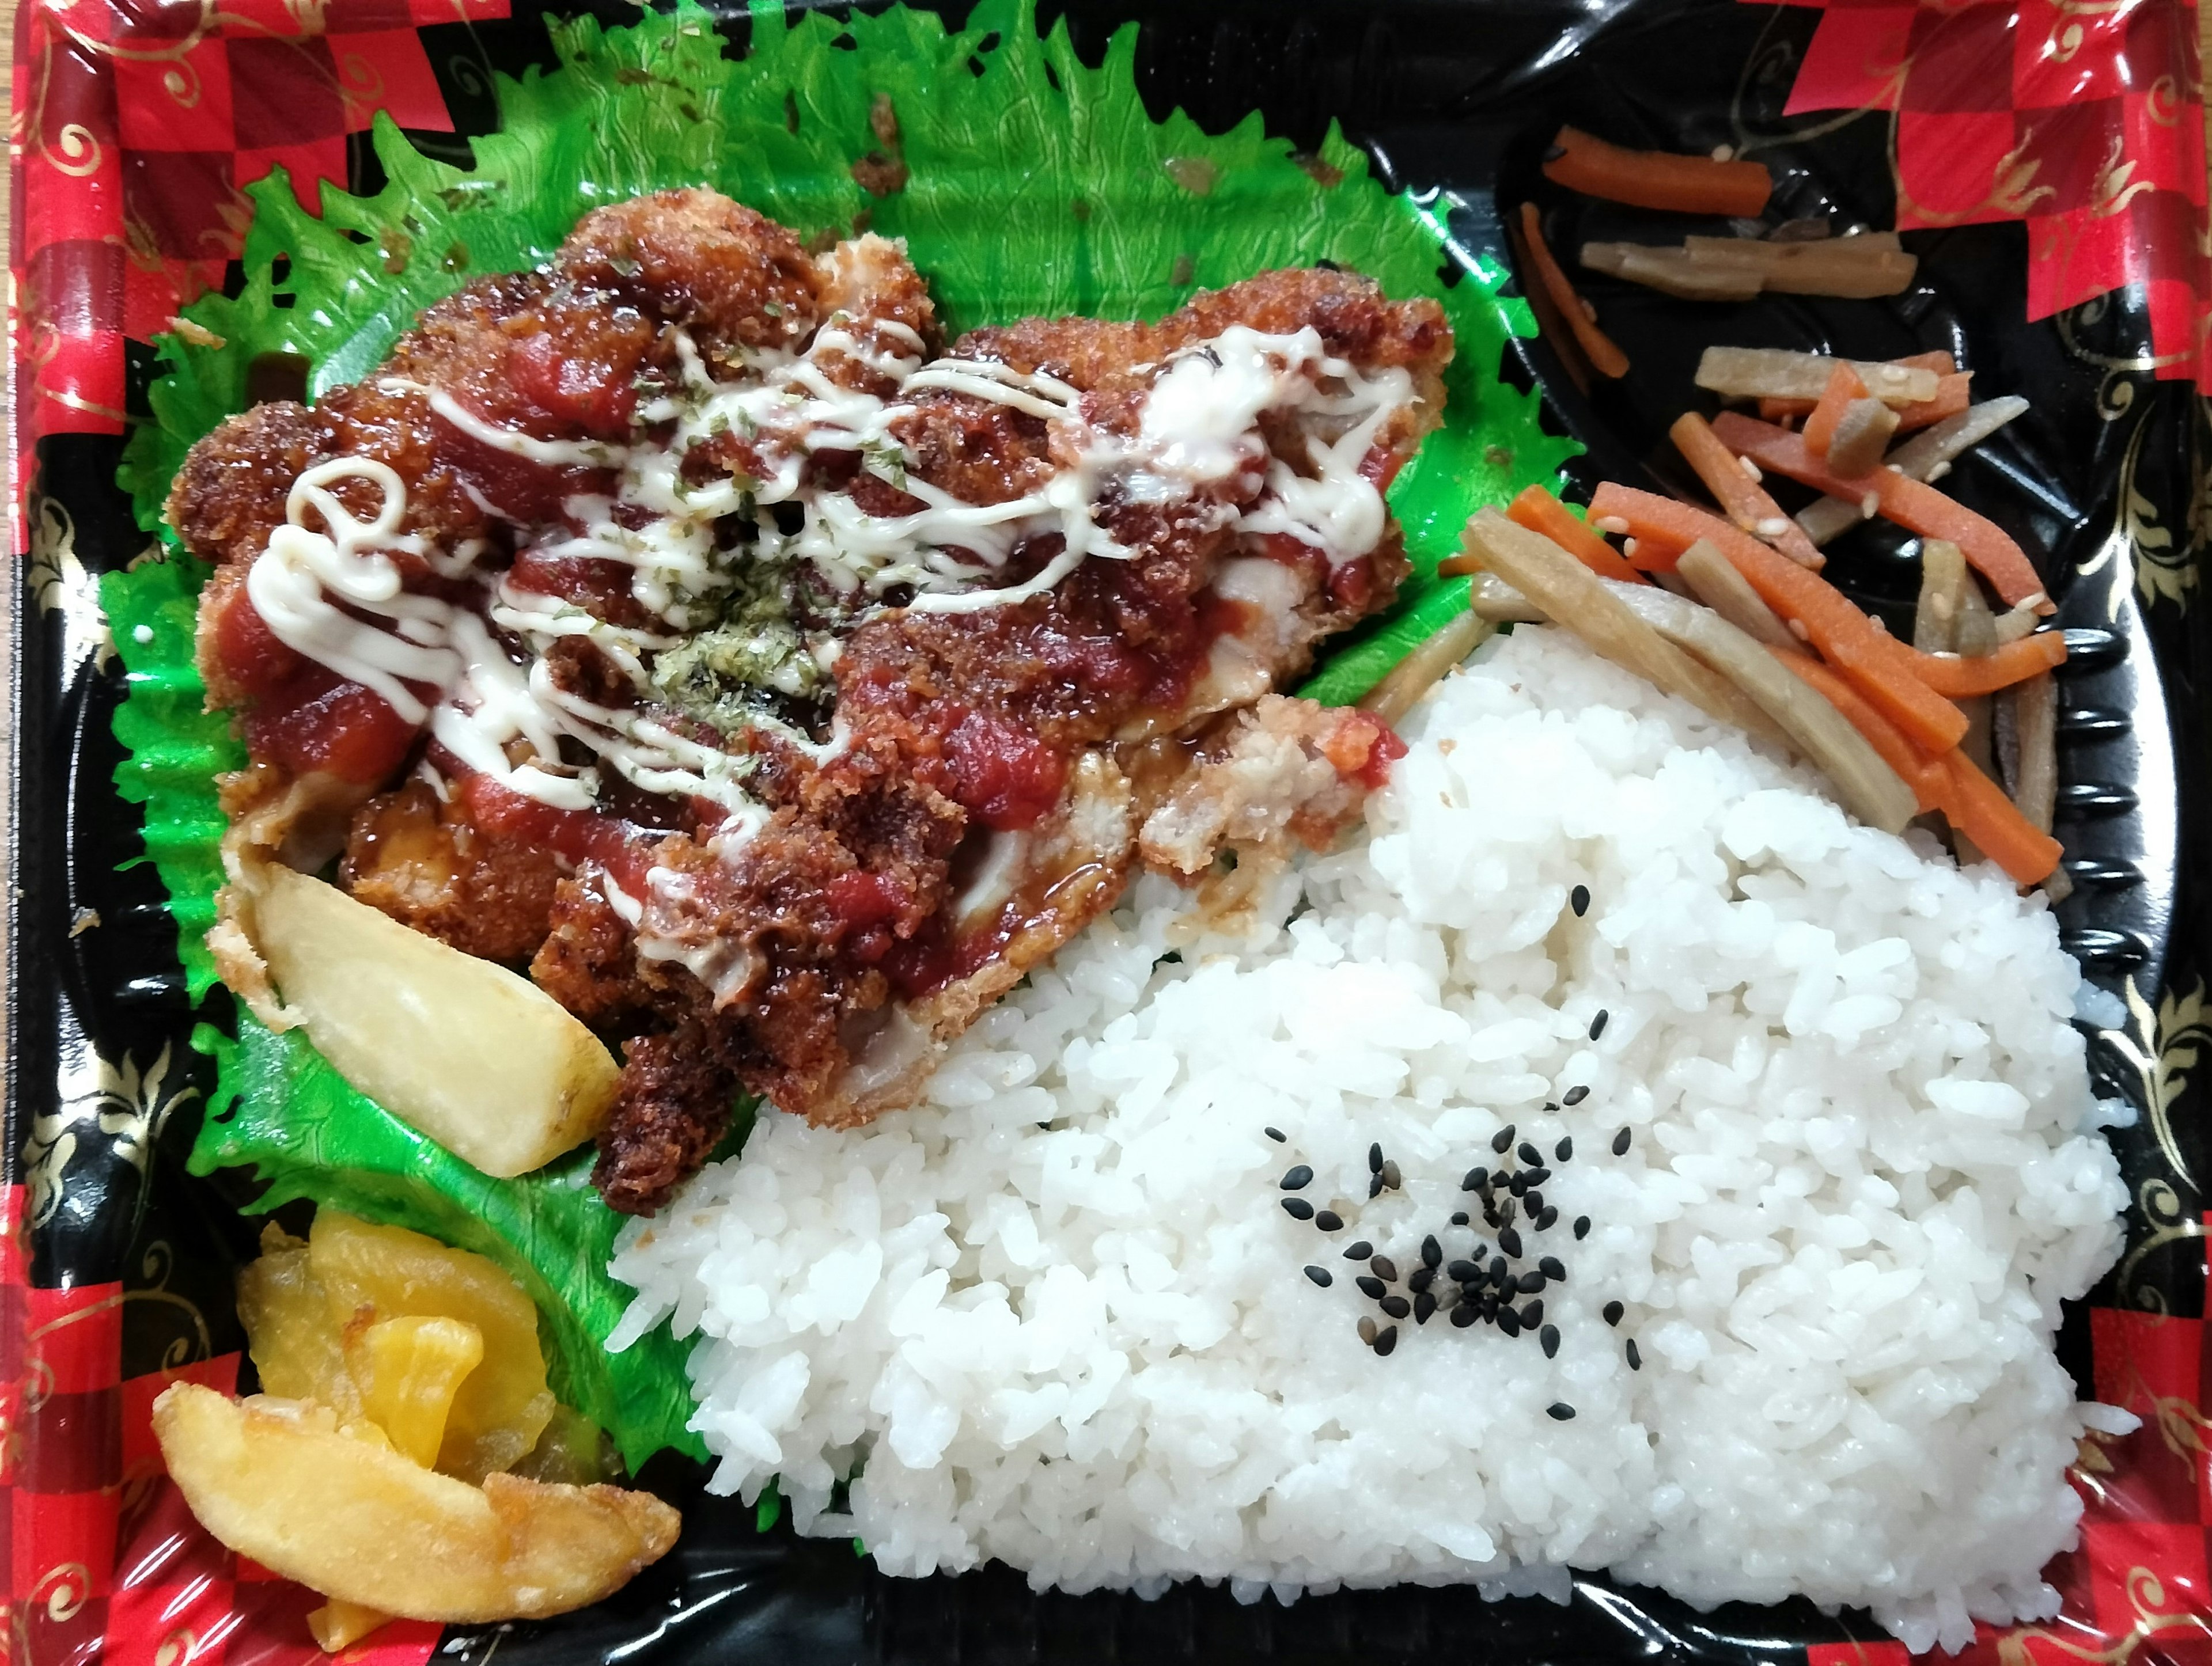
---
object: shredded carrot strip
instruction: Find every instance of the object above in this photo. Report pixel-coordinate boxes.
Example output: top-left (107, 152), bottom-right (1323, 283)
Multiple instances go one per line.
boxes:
top-left (1585, 483), bottom-right (1969, 753)
top-left (1517, 202), bottom-right (1629, 380)
top-left (1668, 413), bottom-right (1824, 569)
top-left (1710, 412), bottom-right (2050, 612)
top-left (1541, 126), bottom-right (1772, 218)
top-left (1780, 650), bottom-right (2064, 881)
top-left (1904, 631), bottom-right (2067, 696)
top-left (1773, 650), bottom-right (1945, 811)
top-left (1800, 363), bottom-right (1867, 460)
top-left (1892, 371), bottom-right (1972, 434)
top-left (1758, 397), bottom-right (1816, 422)
top-left (1502, 484), bottom-right (1646, 583)
top-left (1932, 749), bottom-right (2064, 884)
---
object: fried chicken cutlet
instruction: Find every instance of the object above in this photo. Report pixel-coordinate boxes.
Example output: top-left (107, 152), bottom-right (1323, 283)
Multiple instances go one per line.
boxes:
top-left (169, 188), bottom-right (1455, 1213)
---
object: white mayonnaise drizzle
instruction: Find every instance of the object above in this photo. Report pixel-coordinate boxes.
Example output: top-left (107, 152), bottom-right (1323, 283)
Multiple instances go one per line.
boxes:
top-left (240, 306), bottom-right (1421, 849)
top-left (601, 864), bottom-right (762, 1008)
top-left (246, 459), bottom-right (460, 723)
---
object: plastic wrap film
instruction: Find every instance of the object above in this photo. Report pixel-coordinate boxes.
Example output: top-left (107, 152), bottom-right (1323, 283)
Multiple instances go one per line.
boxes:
top-left (7, 1), bottom-right (2211, 1663)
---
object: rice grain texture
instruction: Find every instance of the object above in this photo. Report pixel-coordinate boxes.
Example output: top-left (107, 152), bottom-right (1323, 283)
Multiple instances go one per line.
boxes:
top-left (608, 627), bottom-right (2127, 1650)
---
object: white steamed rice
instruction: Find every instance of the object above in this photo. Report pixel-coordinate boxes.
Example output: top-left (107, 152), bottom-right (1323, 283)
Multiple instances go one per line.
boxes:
top-left (607, 624), bottom-right (2130, 1650)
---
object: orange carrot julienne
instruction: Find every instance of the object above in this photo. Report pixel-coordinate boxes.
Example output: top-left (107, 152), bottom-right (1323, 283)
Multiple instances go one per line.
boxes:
top-left (1903, 630), bottom-right (2067, 697)
top-left (1786, 650), bottom-right (2063, 881)
top-left (1758, 396), bottom-right (1816, 422)
top-left (1542, 126), bottom-right (1772, 218)
top-left (1503, 484), bottom-right (1646, 583)
top-left (1800, 363), bottom-right (1867, 459)
top-left (1892, 371), bottom-right (1971, 434)
top-left (1710, 412), bottom-right (2051, 612)
top-left (1517, 202), bottom-right (1630, 380)
top-left (1933, 749), bottom-right (2064, 884)
top-left (1774, 649), bottom-right (1945, 811)
top-left (1585, 483), bottom-right (1969, 754)
top-left (1668, 412), bottom-right (1824, 570)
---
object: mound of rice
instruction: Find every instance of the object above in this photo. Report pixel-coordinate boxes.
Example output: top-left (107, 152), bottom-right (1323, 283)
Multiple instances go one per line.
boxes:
top-left (608, 625), bottom-right (2128, 1649)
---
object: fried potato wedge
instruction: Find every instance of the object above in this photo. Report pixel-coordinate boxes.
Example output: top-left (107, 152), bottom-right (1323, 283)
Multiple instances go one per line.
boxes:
top-left (249, 862), bottom-right (620, 1178)
top-left (153, 1386), bottom-right (679, 1623)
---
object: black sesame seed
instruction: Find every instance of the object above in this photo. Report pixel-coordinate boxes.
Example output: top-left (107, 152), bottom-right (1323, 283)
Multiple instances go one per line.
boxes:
top-left (1450, 1212), bottom-right (1471, 1227)
top-left (1368, 1174), bottom-right (1385, 1199)
top-left (1570, 885), bottom-right (1590, 917)
top-left (1517, 1143), bottom-right (1540, 1167)
top-left (1498, 1227), bottom-right (1523, 1258)
top-left (1462, 1166), bottom-right (1488, 1192)
top-left (1539, 1256), bottom-right (1566, 1281)
top-left (1315, 1209), bottom-right (1343, 1232)
top-left (1548, 1402), bottom-right (1575, 1420)
top-left (1603, 1300), bottom-right (1624, 1326)
top-left (1520, 1299), bottom-right (1544, 1328)
top-left (1469, 1242), bottom-right (1488, 1261)
top-left (1448, 1259), bottom-right (1480, 1283)
top-left (1555, 1136), bottom-right (1574, 1162)
top-left (1371, 1256), bottom-right (1399, 1283)
top-left (1374, 1325), bottom-right (1399, 1357)
top-left (1536, 1206), bottom-right (1560, 1232)
top-left (1488, 1255), bottom-right (1509, 1284)
top-left (1414, 1292), bottom-right (1437, 1325)
top-left (1626, 1339), bottom-right (1642, 1371)
top-left (1562, 1085), bottom-right (1590, 1107)
top-left (1450, 1303), bottom-right (1479, 1329)
top-left (1408, 1267), bottom-right (1435, 1295)
top-left (1540, 1323), bottom-right (1560, 1358)
top-left (1523, 1167), bottom-right (1550, 1189)
top-left (1368, 1142), bottom-right (1384, 1174)
top-left (1507, 1171), bottom-right (1528, 1198)
top-left (1612, 1126), bottom-right (1632, 1156)
top-left (1281, 1165), bottom-right (1314, 1191)
top-left (1265, 1126), bottom-right (1287, 1143)
top-left (1357, 1316), bottom-right (1378, 1345)
top-left (1304, 1265), bottom-right (1333, 1288)
top-left (1589, 1010), bottom-right (1608, 1041)
top-left (1492, 1125), bottom-right (1516, 1154)
top-left (1345, 1240), bottom-right (1373, 1261)
top-left (1357, 1276), bottom-right (1386, 1299)
top-left (1524, 1191), bottom-right (1546, 1216)
top-left (1497, 1198), bottom-right (1518, 1227)
top-left (1380, 1295), bottom-right (1411, 1320)
top-left (1282, 1197), bottom-right (1316, 1221)
top-left (1573, 1216), bottom-right (1591, 1240)
top-left (1380, 1160), bottom-right (1402, 1191)
top-left (1497, 1306), bottom-right (1522, 1337)
top-left (1517, 1269), bottom-right (1546, 1293)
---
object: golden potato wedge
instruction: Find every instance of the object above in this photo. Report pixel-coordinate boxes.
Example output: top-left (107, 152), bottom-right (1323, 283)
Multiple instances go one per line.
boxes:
top-left (249, 862), bottom-right (620, 1178)
top-left (153, 1385), bottom-right (679, 1623)
top-left (350, 1316), bottom-right (483, 1469)
top-left (310, 1211), bottom-right (554, 1481)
